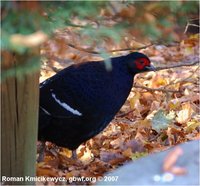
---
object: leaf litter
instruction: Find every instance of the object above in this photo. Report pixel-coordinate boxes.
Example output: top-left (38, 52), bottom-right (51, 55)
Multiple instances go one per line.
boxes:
top-left (37, 34), bottom-right (199, 185)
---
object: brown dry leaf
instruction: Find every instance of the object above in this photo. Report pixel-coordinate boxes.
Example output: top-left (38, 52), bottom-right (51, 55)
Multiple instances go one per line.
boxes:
top-left (181, 34), bottom-right (199, 56)
top-left (122, 148), bottom-right (132, 158)
top-left (89, 160), bottom-right (108, 174)
top-left (129, 92), bottom-right (140, 109)
top-left (37, 167), bottom-right (58, 177)
top-left (109, 157), bottom-right (128, 166)
top-left (59, 148), bottom-right (72, 158)
top-left (77, 145), bottom-right (86, 158)
top-left (171, 94), bottom-right (199, 104)
top-left (170, 166), bottom-right (187, 175)
top-left (150, 74), bottom-right (168, 88)
top-left (168, 99), bottom-right (181, 110)
top-left (168, 127), bottom-right (186, 138)
top-left (37, 162), bottom-right (46, 168)
top-left (37, 30), bottom-right (200, 185)
top-left (149, 101), bottom-right (161, 113)
top-left (110, 138), bottom-right (124, 149)
top-left (135, 129), bottom-right (148, 143)
top-left (134, 119), bottom-right (151, 130)
top-left (185, 119), bottom-right (200, 133)
top-left (80, 170), bottom-right (97, 178)
top-left (65, 172), bottom-right (73, 179)
top-left (44, 155), bottom-right (59, 169)
top-left (165, 126), bottom-right (186, 145)
top-left (176, 102), bottom-right (193, 124)
top-left (79, 147), bottom-right (93, 164)
top-left (123, 139), bottom-right (145, 153)
top-left (163, 146), bottom-right (183, 172)
top-left (100, 151), bottom-right (124, 163)
top-left (140, 92), bottom-right (154, 105)
top-left (58, 154), bottom-right (79, 167)
top-left (144, 142), bottom-right (157, 152)
top-left (66, 170), bottom-right (80, 178)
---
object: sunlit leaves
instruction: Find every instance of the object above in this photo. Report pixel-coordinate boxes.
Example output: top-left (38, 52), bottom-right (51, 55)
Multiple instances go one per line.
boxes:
top-left (39, 33), bottom-right (199, 184)
top-left (176, 102), bottom-right (193, 124)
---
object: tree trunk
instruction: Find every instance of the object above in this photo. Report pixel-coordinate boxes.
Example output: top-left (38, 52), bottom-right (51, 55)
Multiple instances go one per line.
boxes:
top-left (1, 51), bottom-right (39, 185)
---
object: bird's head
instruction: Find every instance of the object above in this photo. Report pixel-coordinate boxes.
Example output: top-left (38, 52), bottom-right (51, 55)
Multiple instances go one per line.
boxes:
top-left (126, 52), bottom-right (155, 74)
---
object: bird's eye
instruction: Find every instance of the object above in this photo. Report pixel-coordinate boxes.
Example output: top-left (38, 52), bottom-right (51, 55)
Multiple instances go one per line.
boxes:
top-left (135, 58), bottom-right (150, 70)
top-left (138, 60), bottom-right (144, 64)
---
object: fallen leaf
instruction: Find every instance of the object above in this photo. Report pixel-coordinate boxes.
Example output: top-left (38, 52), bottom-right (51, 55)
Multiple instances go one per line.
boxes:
top-left (100, 151), bottom-right (124, 162)
top-left (170, 166), bottom-right (187, 175)
top-left (168, 99), bottom-right (181, 110)
top-left (151, 110), bottom-right (174, 132)
top-left (37, 167), bottom-right (58, 177)
top-left (150, 74), bottom-right (168, 88)
top-left (163, 146), bottom-right (183, 172)
top-left (122, 148), bottom-right (132, 158)
top-left (185, 119), bottom-right (200, 133)
top-left (176, 102), bottom-right (193, 124)
top-left (129, 92), bottom-right (140, 109)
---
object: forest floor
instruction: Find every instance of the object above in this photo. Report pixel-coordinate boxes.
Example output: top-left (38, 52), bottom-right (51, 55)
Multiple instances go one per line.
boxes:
top-left (37, 33), bottom-right (199, 185)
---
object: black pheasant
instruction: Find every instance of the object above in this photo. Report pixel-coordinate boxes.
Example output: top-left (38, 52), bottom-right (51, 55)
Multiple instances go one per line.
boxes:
top-left (38, 52), bottom-right (155, 151)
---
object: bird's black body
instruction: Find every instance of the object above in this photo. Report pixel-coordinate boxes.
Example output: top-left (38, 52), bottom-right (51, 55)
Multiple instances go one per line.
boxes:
top-left (38, 52), bottom-right (154, 150)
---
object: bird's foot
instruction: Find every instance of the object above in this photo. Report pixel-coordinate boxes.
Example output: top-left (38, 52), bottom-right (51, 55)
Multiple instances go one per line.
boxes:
top-left (72, 150), bottom-right (77, 159)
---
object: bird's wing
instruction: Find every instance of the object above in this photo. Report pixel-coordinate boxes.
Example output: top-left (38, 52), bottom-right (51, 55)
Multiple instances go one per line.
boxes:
top-left (39, 62), bottom-right (105, 119)
top-left (39, 68), bottom-right (86, 134)
top-left (40, 76), bottom-right (83, 119)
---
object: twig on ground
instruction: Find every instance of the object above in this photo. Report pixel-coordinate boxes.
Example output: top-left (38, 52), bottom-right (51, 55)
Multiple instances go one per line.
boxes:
top-left (134, 63), bottom-right (199, 93)
top-left (164, 66), bottom-right (199, 88)
top-left (117, 109), bottom-right (135, 118)
top-left (154, 60), bottom-right (199, 71)
top-left (133, 85), bottom-right (181, 93)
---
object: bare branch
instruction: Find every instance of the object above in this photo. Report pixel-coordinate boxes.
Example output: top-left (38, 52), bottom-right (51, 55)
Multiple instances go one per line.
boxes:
top-left (154, 60), bottom-right (199, 71)
top-left (133, 84), bottom-right (181, 93)
top-left (66, 43), bottom-right (153, 54)
top-left (164, 66), bottom-right (199, 88)
top-left (67, 43), bottom-right (99, 54)
top-left (134, 65), bottom-right (199, 93)
top-left (184, 21), bottom-right (200, 34)
top-left (116, 109), bottom-right (135, 118)
top-left (109, 44), bottom-right (153, 52)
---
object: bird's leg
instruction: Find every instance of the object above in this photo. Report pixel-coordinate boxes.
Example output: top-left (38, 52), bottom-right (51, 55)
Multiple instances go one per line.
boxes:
top-left (49, 147), bottom-right (59, 157)
top-left (46, 142), bottom-right (59, 158)
top-left (72, 149), bottom-right (77, 159)
top-left (37, 141), bottom-right (45, 162)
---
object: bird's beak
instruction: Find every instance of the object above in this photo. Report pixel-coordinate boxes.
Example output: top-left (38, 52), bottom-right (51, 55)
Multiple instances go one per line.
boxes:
top-left (146, 64), bottom-right (156, 71)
